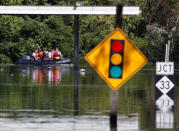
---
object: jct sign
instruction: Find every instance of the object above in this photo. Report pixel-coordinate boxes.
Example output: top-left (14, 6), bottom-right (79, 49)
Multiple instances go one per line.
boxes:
top-left (156, 62), bottom-right (174, 75)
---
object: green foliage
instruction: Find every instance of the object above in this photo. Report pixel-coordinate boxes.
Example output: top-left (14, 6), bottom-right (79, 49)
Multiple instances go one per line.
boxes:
top-left (0, 0), bottom-right (23, 5)
top-left (143, 0), bottom-right (178, 26)
top-left (0, 0), bottom-right (178, 63)
top-left (0, 16), bottom-right (24, 42)
top-left (130, 34), bottom-right (149, 49)
top-left (80, 16), bottom-right (114, 55)
top-left (44, 16), bottom-right (73, 57)
top-left (171, 27), bottom-right (179, 62)
top-left (0, 54), bottom-right (12, 63)
top-left (0, 42), bottom-right (25, 62)
top-left (123, 15), bottom-right (147, 37)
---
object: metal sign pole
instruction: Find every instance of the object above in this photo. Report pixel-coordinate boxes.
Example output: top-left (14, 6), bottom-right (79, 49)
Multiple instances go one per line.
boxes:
top-left (110, 4), bottom-right (123, 130)
top-left (165, 40), bottom-right (170, 62)
top-left (74, 15), bottom-right (79, 116)
top-left (74, 15), bottom-right (79, 72)
top-left (168, 40), bottom-right (170, 61)
top-left (165, 44), bottom-right (168, 62)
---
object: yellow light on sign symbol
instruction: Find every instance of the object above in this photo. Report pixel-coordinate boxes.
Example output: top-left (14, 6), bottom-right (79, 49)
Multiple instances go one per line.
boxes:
top-left (111, 54), bottom-right (122, 65)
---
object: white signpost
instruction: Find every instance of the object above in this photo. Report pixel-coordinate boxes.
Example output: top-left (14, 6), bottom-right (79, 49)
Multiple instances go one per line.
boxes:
top-left (155, 43), bottom-right (175, 129)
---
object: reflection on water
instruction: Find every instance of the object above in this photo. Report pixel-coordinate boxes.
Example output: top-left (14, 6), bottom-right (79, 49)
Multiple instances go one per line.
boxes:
top-left (20, 66), bottom-right (64, 86)
top-left (0, 65), bottom-right (178, 131)
top-left (155, 94), bottom-right (174, 129)
top-left (156, 110), bottom-right (174, 128)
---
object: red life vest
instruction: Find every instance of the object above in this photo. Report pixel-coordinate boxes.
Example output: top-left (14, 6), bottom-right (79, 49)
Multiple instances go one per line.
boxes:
top-left (54, 51), bottom-right (59, 57)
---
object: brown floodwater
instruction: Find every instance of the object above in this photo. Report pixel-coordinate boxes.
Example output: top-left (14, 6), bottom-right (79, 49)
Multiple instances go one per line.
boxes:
top-left (0, 64), bottom-right (178, 131)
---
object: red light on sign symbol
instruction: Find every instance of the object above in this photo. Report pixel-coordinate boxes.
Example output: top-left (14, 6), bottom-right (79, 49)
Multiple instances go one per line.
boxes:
top-left (112, 40), bottom-right (123, 52)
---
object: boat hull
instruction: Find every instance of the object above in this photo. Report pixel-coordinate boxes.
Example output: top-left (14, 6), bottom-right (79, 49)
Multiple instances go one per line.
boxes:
top-left (15, 58), bottom-right (72, 65)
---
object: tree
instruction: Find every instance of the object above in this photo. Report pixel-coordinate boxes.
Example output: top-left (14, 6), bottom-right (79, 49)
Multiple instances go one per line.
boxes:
top-left (0, 0), bottom-right (178, 63)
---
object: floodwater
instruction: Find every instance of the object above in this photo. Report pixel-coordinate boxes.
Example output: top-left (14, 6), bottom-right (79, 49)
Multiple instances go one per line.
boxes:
top-left (0, 64), bottom-right (178, 131)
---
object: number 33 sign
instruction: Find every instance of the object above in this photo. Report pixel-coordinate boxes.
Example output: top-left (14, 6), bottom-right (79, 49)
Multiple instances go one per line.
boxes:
top-left (156, 76), bottom-right (174, 94)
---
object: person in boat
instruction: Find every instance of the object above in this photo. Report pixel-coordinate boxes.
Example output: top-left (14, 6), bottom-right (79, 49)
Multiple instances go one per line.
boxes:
top-left (42, 48), bottom-right (48, 59)
top-left (32, 50), bottom-right (40, 61)
top-left (47, 49), bottom-right (54, 60)
top-left (53, 48), bottom-right (63, 60)
top-left (38, 49), bottom-right (43, 59)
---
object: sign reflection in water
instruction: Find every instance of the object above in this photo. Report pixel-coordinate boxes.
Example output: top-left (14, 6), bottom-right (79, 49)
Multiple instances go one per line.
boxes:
top-left (21, 66), bottom-right (63, 86)
top-left (156, 94), bottom-right (174, 128)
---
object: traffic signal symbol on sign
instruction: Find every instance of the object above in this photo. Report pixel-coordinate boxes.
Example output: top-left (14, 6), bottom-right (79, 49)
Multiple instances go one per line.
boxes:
top-left (109, 40), bottom-right (124, 78)
top-left (85, 28), bottom-right (148, 90)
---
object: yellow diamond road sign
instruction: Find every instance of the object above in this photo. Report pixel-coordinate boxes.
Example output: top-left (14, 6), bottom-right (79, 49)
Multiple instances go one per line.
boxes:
top-left (85, 28), bottom-right (148, 90)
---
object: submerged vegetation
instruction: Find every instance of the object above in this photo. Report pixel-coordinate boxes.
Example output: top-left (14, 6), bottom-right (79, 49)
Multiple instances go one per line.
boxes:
top-left (0, 0), bottom-right (178, 63)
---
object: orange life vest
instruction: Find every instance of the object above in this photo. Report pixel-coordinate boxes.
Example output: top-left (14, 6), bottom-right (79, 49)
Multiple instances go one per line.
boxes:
top-left (38, 51), bottom-right (43, 58)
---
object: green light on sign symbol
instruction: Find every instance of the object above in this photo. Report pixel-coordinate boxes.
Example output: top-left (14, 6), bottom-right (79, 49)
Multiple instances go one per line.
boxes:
top-left (110, 66), bottom-right (122, 78)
